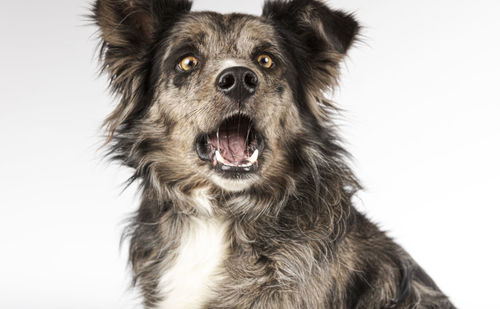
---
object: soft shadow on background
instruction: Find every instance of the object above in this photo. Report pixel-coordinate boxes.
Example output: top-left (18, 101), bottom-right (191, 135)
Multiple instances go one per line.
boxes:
top-left (0, 0), bottom-right (499, 308)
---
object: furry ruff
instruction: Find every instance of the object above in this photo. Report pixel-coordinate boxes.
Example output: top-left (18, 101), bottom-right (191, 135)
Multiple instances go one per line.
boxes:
top-left (92, 0), bottom-right (456, 308)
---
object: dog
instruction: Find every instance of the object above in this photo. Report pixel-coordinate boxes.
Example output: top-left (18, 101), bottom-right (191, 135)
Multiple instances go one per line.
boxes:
top-left (92, 0), bottom-right (456, 308)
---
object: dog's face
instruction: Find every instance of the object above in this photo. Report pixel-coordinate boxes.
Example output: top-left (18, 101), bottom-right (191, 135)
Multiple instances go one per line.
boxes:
top-left (94, 0), bottom-right (358, 203)
top-left (154, 13), bottom-right (299, 192)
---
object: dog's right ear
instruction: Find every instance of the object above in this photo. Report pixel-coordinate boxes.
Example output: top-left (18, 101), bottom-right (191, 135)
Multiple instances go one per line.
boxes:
top-left (92, 0), bottom-right (192, 137)
top-left (93, 0), bottom-right (192, 92)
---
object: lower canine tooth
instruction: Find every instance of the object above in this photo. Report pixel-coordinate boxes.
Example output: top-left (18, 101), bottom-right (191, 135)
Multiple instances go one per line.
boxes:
top-left (249, 150), bottom-right (259, 163)
top-left (215, 150), bottom-right (225, 164)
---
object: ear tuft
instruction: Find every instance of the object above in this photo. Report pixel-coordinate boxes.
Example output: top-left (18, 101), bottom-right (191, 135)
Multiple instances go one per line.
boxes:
top-left (93, 0), bottom-right (193, 57)
top-left (93, 0), bottom-right (152, 49)
top-left (263, 0), bottom-right (359, 54)
top-left (263, 0), bottom-right (359, 122)
top-left (154, 0), bottom-right (193, 18)
top-left (317, 8), bottom-right (359, 54)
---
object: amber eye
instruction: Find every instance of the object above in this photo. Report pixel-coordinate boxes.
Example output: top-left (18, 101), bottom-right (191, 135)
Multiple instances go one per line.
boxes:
top-left (178, 56), bottom-right (199, 72)
top-left (257, 54), bottom-right (273, 69)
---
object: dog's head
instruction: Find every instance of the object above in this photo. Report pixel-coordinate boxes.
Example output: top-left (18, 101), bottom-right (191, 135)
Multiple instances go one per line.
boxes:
top-left (94, 0), bottom-right (358, 212)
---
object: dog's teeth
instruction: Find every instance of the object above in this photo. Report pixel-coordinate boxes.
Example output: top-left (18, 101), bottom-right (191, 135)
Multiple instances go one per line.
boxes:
top-left (215, 150), bottom-right (225, 164)
top-left (216, 149), bottom-right (258, 168)
top-left (249, 150), bottom-right (259, 163)
top-left (238, 150), bottom-right (259, 167)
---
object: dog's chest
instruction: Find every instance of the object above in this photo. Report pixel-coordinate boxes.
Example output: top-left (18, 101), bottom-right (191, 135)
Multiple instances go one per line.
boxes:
top-left (156, 215), bottom-right (229, 309)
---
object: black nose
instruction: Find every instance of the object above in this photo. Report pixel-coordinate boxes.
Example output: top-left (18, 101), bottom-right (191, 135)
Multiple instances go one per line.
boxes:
top-left (216, 66), bottom-right (258, 103)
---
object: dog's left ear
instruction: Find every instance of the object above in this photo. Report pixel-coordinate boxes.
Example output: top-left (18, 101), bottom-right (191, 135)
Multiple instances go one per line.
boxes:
top-left (263, 0), bottom-right (358, 54)
top-left (263, 0), bottom-right (359, 119)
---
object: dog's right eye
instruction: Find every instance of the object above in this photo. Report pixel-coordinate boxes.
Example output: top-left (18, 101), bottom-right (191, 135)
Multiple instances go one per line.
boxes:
top-left (257, 54), bottom-right (273, 69)
top-left (178, 56), bottom-right (199, 72)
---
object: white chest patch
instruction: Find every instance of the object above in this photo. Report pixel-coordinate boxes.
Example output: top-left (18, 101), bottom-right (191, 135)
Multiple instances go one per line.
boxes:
top-left (156, 215), bottom-right (229, 309)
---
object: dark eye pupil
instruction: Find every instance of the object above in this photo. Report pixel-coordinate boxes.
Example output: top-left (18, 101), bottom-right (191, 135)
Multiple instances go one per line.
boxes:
top-left (260, 57), bottom-right (268, 64)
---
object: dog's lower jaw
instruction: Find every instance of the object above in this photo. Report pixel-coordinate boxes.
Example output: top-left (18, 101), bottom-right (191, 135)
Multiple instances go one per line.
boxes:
top-left (210, 173), bottom-right (258, 192)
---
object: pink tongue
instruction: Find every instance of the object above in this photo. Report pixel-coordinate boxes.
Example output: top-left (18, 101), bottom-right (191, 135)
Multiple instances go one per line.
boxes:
top-left (218, 128), bottom-right (247, 163)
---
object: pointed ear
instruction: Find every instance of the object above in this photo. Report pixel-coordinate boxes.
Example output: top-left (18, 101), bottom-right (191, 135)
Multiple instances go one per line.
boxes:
top-left (263, 0), bottom-right (358, 55)
top-left (93, 0), bottom-right (192, 92)
top-left (92, 0), bottom-right (192, 137)
top-left (263, 0), bottom-right (359, 122)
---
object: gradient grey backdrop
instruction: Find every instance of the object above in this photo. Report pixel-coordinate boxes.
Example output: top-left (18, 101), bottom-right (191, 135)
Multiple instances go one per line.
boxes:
top-left (1, 0), bottom-right (499, 308)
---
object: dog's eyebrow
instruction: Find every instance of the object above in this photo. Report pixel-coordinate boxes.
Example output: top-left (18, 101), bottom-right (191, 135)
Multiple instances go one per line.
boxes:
top-left (251, 42), bottom-right (278, 53)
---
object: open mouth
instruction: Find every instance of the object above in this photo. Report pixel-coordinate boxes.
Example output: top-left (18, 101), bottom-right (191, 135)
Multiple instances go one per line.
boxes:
top-left (196, 114), bottom-right (264, 175)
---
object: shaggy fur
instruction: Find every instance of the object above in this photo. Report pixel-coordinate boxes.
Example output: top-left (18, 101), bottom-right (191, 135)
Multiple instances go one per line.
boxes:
top-left (92, 0), bottom-right (456, 308)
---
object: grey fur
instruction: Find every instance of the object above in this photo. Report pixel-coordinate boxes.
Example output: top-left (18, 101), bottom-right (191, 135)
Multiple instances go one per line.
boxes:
top-left (92, 0), bottom-right (456, 308)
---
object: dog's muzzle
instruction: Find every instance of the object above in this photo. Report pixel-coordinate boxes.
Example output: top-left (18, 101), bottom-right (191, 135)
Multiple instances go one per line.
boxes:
top-left (196, 114), bottom-right (264, 177)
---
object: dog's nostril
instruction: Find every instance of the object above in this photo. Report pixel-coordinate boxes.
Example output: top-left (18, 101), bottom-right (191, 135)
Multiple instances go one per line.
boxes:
top-left (216, 66), bottom-right (258, 102)
top-left (244, 72), bottom-right (258, 91)
top-left (218, 73), bottom-right (236, 91)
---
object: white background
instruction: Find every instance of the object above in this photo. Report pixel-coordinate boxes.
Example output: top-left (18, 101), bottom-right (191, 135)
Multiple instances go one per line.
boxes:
top-left (1, 0), bottom-right (499, 308)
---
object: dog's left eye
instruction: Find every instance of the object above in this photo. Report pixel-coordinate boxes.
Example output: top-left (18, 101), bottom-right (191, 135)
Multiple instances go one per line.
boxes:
top-left (178, 56), bottom-right (199, 72)
top-left (257, 54), bottom-right (273, 69)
